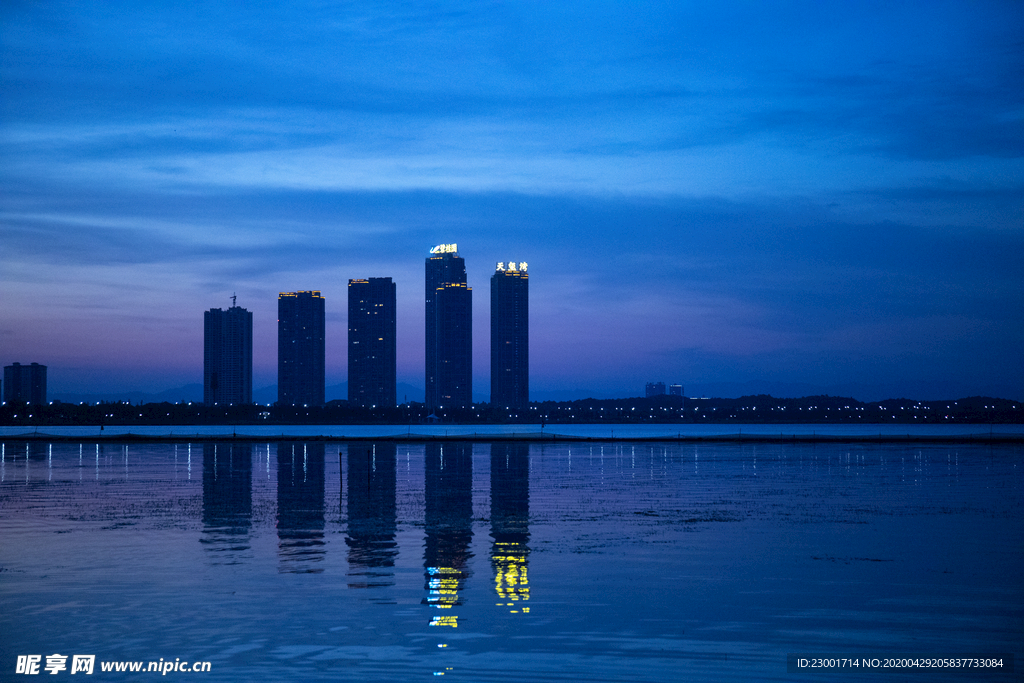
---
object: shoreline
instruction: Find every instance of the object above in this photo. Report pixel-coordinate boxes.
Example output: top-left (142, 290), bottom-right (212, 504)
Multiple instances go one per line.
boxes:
top-left (3, 431), bottom-right (1023, 444)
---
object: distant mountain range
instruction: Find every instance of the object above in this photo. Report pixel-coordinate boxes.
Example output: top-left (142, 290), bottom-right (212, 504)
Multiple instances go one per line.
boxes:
top-left (50, 383), bottom-right (598, 405)
top-left (52, 384), bottom-right (206, 405)
top-left (52, 382), bottom-right (432, 405)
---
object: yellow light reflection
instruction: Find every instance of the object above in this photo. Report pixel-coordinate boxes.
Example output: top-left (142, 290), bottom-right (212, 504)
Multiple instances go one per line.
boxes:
top-left (493, 542), bottom-right (530, 613)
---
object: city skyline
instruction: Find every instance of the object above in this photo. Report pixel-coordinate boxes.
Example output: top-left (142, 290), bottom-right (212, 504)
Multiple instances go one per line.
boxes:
top-left (1, 3), bottom-right (1021, 402)
top-left (3, 232), bottom-right (1021, 404)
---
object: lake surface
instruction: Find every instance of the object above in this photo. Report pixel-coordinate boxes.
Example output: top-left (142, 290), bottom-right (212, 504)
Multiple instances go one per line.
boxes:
top-left (1, 440), bottom-right (1021, 681)
top-left (4, 422), bottom-right (1024, 439)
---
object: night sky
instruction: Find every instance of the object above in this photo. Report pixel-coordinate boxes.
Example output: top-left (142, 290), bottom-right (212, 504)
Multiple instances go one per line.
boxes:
top-left (2, 1), bottom-right (1022, 401)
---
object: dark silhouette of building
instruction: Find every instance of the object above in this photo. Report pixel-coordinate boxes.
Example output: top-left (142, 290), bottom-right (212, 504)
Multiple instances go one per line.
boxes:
top-left (203, 301), bottom-right (253, 405)
top-left (425, 244), bottom-right (472, 410)
top-left (490, 261), bottom-right (529, 410)
top-left (277, 442), bottom-right (326, 573)
top-left (348, 278), bottom-right (397, 407)
top-left (201, 443), bottom-right (252, 562)
top-left (646, 382), bottom-right (666, 397)
top-left (3, 362), bottom-right (46, 404)
top-left (345, 442), bottom-right (398, 589)
top-left (278, 291), bottom-right (325, 406)
top-left (669, 384), bottom-right (683, 397)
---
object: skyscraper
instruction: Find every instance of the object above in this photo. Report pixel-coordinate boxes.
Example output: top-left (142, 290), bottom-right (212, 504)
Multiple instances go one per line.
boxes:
top-left (425, 244), bottom-right (472, 410)
top-left (490, 260), bottom-right (529, 410)
top-left (204, 300), bottom-right (253, 405)
top-left (645, 382), bottom-right (666, 397)
top-left (3, 362), bottom-right (46, 404)
top-left (348, 277), bottom-right (396, 407)
top-left (278, 290), bottom-right (325, 406)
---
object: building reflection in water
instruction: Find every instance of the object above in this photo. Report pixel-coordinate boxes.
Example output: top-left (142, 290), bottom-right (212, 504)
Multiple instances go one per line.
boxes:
top-left (276, 442), bottom-right (326, 573)
top-left (423, 442), bottom-right (473, 627)
top-left (490, 443), bottom-right (530, 614)
top-left (201, 444), bottom-right (252, 563)
top-left (345, 442), bottom-right (398, 589)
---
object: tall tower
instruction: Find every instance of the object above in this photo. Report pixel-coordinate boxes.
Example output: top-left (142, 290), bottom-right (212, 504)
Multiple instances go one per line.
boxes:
top-left (348, 277), bottom-right (397, 407)
top-left (490, 260), bottom-right (529, 410)
top-left (425, 244), bottom-right (472, 410)
top-left (278, 290), bottom-right (326, 406)
top-left (204, 301), bottom-right (253, 405)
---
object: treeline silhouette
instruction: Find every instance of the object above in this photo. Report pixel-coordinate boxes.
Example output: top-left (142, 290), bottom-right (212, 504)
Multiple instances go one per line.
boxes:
top-left (1, 394), bottom-right (1020, 426)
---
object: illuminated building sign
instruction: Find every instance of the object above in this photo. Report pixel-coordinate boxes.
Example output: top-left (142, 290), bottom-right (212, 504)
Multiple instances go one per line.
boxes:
top-left (496, 262), bottom-right (528, 272)
top-left (430, 244), bottom-right (458, 254)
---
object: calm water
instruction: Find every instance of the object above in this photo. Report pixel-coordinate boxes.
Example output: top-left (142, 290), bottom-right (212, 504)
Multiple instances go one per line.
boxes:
top-left (4, 423), bottom-right (1024, 439)
top-left (1, 440), bottom-right (1021, 681)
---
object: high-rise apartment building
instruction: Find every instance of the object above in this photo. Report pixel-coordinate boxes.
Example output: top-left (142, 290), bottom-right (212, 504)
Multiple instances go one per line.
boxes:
top-left (348, 277), bottom-right (396, 407)
top-left (645, 382), bottom-right (666, 397)
top-left (278, 290), bottom-right (325, 406)
top-left (425, 244), bottom-right (472, 410)
top-left (490, 260), bottom-right (529, 410)
top-left (3, 362), bottom-right (46, 404)
top-left (669, 384), bottom-right (683, 397)
top-left (204, 301), bottom-right (253, 405)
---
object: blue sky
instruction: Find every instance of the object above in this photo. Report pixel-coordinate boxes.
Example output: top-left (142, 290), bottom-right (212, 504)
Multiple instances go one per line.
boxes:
top-left (2, 1), bottom-right (1022, 400)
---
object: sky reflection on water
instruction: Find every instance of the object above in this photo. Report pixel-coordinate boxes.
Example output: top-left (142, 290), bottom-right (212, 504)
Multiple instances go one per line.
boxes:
top-left (1, 440), bottom-right (1020, 681)
top-left (5, 422), bottom-right (1024, 440)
